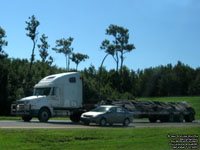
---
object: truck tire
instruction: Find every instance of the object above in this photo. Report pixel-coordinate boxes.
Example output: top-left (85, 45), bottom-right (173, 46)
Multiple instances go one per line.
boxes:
top-left (185, 113), bottom-right (194, 122)
top-left (22, 116), bottom-right (32, 122)
top-left (149, 117), bottom-right (157, 123)
top-left (176, 113), bottom-right (184, 122)
top-left (99, 118), bottom-right (107, 126)
top-left (38, 108), bottom-right (50, 122)
top-left (167, 113), bottom-right (174, 122)
top-left (70, 111), bottom-right (82, 123)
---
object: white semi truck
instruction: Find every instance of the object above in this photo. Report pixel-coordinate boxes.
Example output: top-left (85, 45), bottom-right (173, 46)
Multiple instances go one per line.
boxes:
top-left (11, 72), bottom-right (85, 122)
top-left (11, 72), bottom-right (195, 123)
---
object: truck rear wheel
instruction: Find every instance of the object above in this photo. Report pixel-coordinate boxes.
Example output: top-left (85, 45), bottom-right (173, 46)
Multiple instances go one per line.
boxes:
top-left (70, 111), bottom-right (82, 123)
top-left (149, 117), bottom-right (157, 123)
top-left (38, 108), bottom-right (50, 122)
top-left (22, 116), bottom-right (32, 122)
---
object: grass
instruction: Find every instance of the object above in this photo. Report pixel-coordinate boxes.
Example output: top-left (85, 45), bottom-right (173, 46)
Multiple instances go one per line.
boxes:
top-left (0, 127), bottom-right (199, 150)
top-left (137, 96), bottom-right (200, 120)
top-left (0, 116), bottom-right (69, 121)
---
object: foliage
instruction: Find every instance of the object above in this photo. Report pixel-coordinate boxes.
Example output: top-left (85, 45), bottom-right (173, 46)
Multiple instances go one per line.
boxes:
top-left (52, 37), bottom-right (74, 71)
top-left (0, 23), bottom-right (200, 116)
top-left (38, 34), bottom-right (50, 63)
top-left (0, 26), bottom-right (8, 54)
top-left (71, 53), bottom-right (89, 70)
top-left (25, 15), bottom-right (40, 72)
top-left (101, 24), bottom-right (135, 72)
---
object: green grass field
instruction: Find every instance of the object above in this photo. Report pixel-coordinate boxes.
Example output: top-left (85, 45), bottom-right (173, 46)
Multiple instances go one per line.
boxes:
top-left (0, 127), bottom-right (199, 150)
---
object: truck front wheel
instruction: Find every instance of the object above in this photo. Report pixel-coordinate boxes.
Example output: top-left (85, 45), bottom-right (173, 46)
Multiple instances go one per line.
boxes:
top-left (38, 108), bottom-right (50, 122)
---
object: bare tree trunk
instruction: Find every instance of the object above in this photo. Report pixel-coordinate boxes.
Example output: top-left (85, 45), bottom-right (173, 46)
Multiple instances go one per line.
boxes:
top-left (116, 51), bottom-right (119, 72)
top-left (120, 51), bottom-right (124, 74)
top-left (98, 53), bottom-right (109, 100)
top-left (29, 40), bottom-right (36, 73)
top-left (65, 54), bottom-right (68, 71)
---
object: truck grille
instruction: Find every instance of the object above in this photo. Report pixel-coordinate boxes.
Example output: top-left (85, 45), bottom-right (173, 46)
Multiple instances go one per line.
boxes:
top-left (17, 104), bottom-right (25, 111)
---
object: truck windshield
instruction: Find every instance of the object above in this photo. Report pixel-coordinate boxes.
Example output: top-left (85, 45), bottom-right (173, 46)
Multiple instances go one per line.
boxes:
top-left (33, 88), bottom-right (51, 96)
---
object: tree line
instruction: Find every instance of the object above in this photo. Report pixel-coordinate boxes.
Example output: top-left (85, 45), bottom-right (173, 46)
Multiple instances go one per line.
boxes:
top-left (0, 55), bottom-right (200, 115)
top-left (0, 15), bottom-right (200, 115)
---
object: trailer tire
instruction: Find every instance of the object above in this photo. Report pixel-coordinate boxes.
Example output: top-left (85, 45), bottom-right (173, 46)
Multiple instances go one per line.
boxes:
top-left (38, 108), bottom-right (50, 122)
top-left (22, 116), bottom-right (32, 122)
top-left (185, 113), bottom-right (194, 122)
top-left (149, 117), bottom-right (157, 123)
top-left (167, 113), bottom-right (174, 122)
top-left (176, 113), bottom-right (184, 122)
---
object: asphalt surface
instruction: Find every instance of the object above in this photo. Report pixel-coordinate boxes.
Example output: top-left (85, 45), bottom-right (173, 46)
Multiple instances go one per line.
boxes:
top-left (0, 120), bottom-right (200, 129)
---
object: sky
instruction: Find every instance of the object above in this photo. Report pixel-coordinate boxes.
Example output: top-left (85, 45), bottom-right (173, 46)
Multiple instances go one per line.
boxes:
top-left (0, 0), bottom-right (200, 71)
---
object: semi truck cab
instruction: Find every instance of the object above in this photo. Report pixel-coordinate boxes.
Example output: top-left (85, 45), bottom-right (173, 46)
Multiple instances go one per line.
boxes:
top-left (11, 72), bottom-right (83, 122)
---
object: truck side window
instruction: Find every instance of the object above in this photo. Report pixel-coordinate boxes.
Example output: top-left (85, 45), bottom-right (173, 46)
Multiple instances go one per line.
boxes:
top-left (52, 87), bottom-right (57, 96)
top-left (69, 77), bottom-right (76, 83)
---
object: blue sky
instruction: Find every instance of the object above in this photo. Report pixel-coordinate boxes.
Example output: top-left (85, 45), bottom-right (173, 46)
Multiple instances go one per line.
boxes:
top-left (0, 0), bottom-right (200, 71)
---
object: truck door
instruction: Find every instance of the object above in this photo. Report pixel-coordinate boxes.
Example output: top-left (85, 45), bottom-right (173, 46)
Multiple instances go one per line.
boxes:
top-left (49, 87), bottom-right (61, 107)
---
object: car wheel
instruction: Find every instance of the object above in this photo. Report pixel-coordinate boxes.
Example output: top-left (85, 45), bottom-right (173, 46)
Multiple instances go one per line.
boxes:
top-left (22, 116), bottom-right (32, 122)
top-left (38, 108), bottom-right (50, 122)
top-left (99, 118), bottom-right (107, 126)
top-left (123, 118), bottom-right (130, 127)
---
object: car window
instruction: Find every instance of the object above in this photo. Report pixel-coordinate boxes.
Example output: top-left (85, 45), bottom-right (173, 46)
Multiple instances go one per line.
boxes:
top-left (110, 107), bottom-right (116, 112)
top-left (116, 107), bottom-right (125, 113)
top-left (91, 106), bottom-right (110, 112)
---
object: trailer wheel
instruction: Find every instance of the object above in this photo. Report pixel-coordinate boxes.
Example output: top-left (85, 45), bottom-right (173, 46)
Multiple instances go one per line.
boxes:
top-left (22, 115), bottom-right (32, 122)
top-left (99, 118), bottom-right (107, 126)
top-left (38, 108), bottom-right (50, 122)
top-left (167, 113), bottom-right (174, 122)
top-left (149, 117), bottom-right (157, 123)
top-left (176, 113), bottom-right (184, 122)
top-left (185, 113), bottom-right (194, 122)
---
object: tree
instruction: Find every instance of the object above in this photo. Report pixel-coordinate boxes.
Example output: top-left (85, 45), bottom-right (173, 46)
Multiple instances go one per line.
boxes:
top-left (71, 53), bottom-right (89, 70)
top-left (52, 37), bottom-right (73, 71)
top-left (25, 15), bottom-right (40, 72)
top-left (0, 26), bottom-right (8, 55)
top-left (38, 34), bottom-right (50, 63)
top-left (102, 24), bottom-right (135, 72)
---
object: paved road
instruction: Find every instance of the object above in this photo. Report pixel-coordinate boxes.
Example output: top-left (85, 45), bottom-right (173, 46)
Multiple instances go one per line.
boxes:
top-left (0, 120), bottom-right (199, 129)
